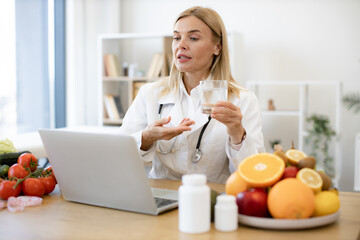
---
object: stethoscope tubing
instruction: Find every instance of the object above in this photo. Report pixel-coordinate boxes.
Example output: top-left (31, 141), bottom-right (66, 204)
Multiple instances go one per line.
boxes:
top-left (157, 104), bottom-right (211, 163)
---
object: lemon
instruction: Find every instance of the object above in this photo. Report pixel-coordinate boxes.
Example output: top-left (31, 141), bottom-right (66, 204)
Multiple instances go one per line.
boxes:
top-left (285, 149), bottom-right (307, 165)
top-left (296, 168), bottom-right (323, 193)
top-left (313, 191), bottom-right (340, 217)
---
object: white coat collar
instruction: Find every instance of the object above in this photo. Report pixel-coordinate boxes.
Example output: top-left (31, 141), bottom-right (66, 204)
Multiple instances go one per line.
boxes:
top-left (157, 78), bottom-right (210, 133)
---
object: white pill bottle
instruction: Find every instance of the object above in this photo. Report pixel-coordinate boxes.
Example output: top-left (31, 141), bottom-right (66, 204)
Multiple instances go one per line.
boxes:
top-left (178, 174), bottom-right (210, 234)
top-left (215, 195), bottom-right (238, 232)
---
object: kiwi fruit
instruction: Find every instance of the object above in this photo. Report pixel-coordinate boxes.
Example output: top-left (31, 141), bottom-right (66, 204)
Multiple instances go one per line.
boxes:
top-left (274, 150), bottom-right (289, 166)
top-left (210, 189), bottom-right (220, 222)
top-left (317, 171), bottom-right (332, 190)
top-left (297, 157), bottom-right (316, 169)
top-left (329, 187), bottom-right (338, 195)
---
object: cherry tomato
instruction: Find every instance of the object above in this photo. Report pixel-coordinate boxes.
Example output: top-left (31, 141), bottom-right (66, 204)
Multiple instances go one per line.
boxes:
top-left (0, 180), bottom-right (22, 200)
top-left (8, 164), bottom-right (29, 179)
top-left (18, 153), bottom-right (38, 172)
top-left (40, 176), bottom-right (56, 195)
top-left (44, 166), bottom-right (57, 183)
top-left (22, 178), bottom-right (45, 197)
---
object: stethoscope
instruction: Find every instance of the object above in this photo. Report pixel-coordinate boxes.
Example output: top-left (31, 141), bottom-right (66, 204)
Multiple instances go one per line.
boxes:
top-left (157, 104), bottom-right (211, 163)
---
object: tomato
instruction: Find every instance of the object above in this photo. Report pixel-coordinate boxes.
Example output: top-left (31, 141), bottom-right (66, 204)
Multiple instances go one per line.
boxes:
top-left (0, 180), bottom-right (22, 200)
top-left (22, 178), bottom-right (45, 197)
top-left (44, 166), bottom-right (57, 183)
top-left (18, 153), bottom-right (38, 172)
top-left (8, 164), bottom-right (29, 179)
top-left (40, 176), bottom-right (56, 195)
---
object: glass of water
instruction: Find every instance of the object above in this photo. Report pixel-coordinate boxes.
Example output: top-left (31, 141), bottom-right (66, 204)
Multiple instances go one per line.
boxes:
top-left (199, 80), bottom-right (228, 114)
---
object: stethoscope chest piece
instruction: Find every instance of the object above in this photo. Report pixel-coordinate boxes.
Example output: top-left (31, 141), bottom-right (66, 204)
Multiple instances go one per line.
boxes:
top-left (191, 149), bottom-right (202, 163)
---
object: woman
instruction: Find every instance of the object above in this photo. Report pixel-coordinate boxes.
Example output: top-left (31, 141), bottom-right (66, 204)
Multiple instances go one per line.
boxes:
top-left (119, 6), bottom-right (265, 183)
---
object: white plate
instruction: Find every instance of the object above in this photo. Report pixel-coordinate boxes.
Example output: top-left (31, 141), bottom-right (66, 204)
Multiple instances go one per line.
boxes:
top-left (238, 211), bottom-right (340, 230)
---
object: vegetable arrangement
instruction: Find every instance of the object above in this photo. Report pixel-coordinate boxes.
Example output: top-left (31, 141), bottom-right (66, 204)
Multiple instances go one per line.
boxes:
top-left (0, 153), bottom-right (57, 200)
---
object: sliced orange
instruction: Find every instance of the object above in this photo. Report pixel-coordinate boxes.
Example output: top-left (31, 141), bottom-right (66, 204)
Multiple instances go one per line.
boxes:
top-left (238, 153), bottom-right (285, 188)
top-left (285, 149), bottom-right (307, 165)
top-left (296, 168), bottom-right (323, 193)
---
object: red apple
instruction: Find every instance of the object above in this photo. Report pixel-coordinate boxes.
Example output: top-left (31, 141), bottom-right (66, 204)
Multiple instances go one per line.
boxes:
top-left (236, 188), bottom-right (268, 217)
top-left (282, 166), bottom-right (299, 179)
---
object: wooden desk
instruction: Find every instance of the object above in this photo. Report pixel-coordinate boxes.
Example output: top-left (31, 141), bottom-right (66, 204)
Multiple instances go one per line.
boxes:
top-left (1, 179), bottom-right (360, 240)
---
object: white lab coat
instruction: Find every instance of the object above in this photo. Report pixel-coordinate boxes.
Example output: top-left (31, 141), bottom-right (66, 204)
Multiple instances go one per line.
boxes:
top-left (119, 79), bottom-right (265, 183)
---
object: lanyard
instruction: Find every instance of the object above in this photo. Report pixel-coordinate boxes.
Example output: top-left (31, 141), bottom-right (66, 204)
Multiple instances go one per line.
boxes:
top-left (157, 104), bottom-right (211, 163)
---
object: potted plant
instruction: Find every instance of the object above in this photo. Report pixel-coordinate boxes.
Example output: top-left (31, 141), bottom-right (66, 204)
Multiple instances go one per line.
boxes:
top-left (343, 92), bottom-right (360, 114)
top-left (305, 114), bottom-right (336, 178)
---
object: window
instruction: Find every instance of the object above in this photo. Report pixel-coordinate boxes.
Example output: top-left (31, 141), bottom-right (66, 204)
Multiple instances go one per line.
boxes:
top-left (0, 0), bottom-right (65, 136)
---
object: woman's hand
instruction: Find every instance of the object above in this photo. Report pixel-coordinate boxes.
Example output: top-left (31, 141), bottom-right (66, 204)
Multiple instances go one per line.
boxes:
top-left (211, 101), bottom-right (246, 145)
top-left (141, 116), bottom-right (195, 151)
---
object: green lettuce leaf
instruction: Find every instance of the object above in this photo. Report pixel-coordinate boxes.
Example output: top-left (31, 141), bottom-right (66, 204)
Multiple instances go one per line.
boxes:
top-left (0, 138), bottom-right (17, 154)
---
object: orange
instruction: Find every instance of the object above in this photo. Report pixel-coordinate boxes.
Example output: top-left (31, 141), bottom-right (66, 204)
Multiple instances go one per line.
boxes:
top-left (268, 178), bottom-right (315, 219)
top-left (296, 168), bottom-right (323, 193)
top-left (225, 171), bottom-right (248, 196)
top-left (285, 149), bottom-right (307, 165)
top-left (237, 153), bottom-right (285, 188)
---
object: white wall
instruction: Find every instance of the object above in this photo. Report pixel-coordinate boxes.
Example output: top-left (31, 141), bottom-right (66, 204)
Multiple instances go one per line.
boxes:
top-left (66, 0), bottom-right (121, 126)
top-left (66, 0), bottom-right (360, 191)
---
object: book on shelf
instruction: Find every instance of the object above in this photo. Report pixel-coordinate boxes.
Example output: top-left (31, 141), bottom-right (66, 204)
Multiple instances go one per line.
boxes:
top-left (103, 94), bottom-right (124, 120)
top-left (162, 52), bottom-right (173, 76)
top-left (133, 81), bottom-right (147, 100)
top-left (146, 51), bottom-right (173, 78)
top-left (113, 96), bottom-right (125, 118)
top-left (104, 54), bottom-right (121, 77)
top-left (146, 53), bottom-right (161, 78)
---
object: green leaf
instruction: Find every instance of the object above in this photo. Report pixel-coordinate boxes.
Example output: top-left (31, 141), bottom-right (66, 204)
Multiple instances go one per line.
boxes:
top-left (343, 92), bottom-right (360, 114)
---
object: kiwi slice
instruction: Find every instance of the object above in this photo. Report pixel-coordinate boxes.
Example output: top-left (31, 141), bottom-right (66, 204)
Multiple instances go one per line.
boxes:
top-left (317, 171), bottom-right (332, 190)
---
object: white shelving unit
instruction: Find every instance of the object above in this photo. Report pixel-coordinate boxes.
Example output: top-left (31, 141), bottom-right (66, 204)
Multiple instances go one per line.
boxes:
top-left (97, 33), bottom-right (173, 126)
top-left (246, 81), bottom-right (342, 186)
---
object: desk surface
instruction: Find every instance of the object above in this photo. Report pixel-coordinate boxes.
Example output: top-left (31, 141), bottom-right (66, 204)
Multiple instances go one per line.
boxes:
top-left (1, 179), bottom-right (360, 240)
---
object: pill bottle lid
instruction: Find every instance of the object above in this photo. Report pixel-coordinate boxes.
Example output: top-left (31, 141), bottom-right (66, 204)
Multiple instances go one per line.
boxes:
top-left (182, 174), bottom-right (207, 185)
top-left (216, 195), bottom-right (236, 204)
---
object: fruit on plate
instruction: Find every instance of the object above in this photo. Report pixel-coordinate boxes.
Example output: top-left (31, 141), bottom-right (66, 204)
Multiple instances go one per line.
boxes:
top-left (238, 153), bottom-right (285, 188)
top-left (313, 191), bottom-right (340, 217)
top-left (297, 157), bottom-right (316, 169)
top-left (281, 166), bottom-right (299, 179)
top-left (236, 188), bottom-right (268, 217)
top-left (273, 149), bottom-right (289, 166)
top-left (285, 149), bottom-right (307, 165)
top-left (317, 171), bottom-right (332, 190)
top-left (225, 171), bottom-right (248, 196)
top-left (296, 168), bottom-right (323, 193)
top-left (268, 178), bottom-right (315, 219)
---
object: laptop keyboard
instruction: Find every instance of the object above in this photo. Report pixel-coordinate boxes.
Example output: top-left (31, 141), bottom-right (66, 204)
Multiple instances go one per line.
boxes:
top-left (154, 197), bottom-right (178, 208)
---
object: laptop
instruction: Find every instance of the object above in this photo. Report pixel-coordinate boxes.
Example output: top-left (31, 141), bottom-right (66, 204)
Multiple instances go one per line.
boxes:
top-left (38, 128), bottom-right (178, 215)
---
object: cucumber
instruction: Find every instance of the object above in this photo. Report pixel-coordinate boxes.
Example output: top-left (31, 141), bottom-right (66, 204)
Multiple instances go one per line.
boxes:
top-left (0, 150), bottom-right (32, 166)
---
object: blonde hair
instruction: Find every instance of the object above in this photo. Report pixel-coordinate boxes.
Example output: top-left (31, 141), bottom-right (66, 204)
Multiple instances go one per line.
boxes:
top-left (158, 6), bottom-right (241, 98)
